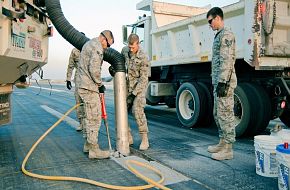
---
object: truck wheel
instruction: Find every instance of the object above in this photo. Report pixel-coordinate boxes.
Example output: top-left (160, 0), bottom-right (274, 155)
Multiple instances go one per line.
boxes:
top-left (176, 82), bottom-right (207, 127)
top-left (241, 83), bottom-right (271, 136)
top-left (252, 84), bottom-right (271, 134)
top-left (164, 96), bottom-right (176, 108)
top-left (197, 82), bottom-right (214, 126)
top-left (234, 85), bottom-right (251, 137)
top-left (146, 81), bottom-right (162, 105)
top-left (280, 109), bottom-right (290, 128)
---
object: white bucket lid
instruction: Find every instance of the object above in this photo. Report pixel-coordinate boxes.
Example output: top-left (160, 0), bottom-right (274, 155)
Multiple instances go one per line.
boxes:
top-left (254, 135), bottom-right (282, 143)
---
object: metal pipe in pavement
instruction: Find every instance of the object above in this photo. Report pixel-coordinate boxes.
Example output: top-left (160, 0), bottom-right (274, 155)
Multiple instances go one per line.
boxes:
top-left (114, 72), bottom-right (130, 156)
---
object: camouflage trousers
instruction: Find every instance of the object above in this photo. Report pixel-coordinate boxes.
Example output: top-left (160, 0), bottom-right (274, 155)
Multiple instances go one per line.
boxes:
top-left (213, 87), bottom-right (236, 143)
top-left (129, 94), bottom-right (148, 134)
top-left (74, 88), bottom-right (84, 124)
top-left (78, 88), bottom-right (102, 145)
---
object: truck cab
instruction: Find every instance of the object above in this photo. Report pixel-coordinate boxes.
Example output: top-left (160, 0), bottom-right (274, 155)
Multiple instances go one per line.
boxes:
top-left (123, 14), bottom-right (152, 60)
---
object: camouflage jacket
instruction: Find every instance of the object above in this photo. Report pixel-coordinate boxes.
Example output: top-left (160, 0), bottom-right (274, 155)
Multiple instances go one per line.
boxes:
top-left (76, 37), bottom-right (103, 92)
top-left (121, 46), bottom-right (149, 96)
top-left (211, 27), bottom-right (237, 88)
top-left (66, 48), bottom-right (80, 82)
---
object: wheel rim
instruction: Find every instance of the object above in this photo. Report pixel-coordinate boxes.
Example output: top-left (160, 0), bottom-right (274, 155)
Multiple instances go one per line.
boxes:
top-left (178, 89), bottom-right (195, 120)
top-left (234, 93), bottom-right (243, 126)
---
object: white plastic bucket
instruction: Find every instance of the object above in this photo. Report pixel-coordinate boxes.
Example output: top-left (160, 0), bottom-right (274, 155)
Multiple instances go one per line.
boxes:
top-left (276, 144), bottom-right (290, 190)
top-left (271, 129), bottom-right (290, 142)
top-left (254, 135), bottom-right (282, 177)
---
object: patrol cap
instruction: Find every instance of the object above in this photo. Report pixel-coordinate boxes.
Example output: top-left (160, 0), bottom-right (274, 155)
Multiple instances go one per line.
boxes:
top-left (100, 30), bottom-right (114, 47)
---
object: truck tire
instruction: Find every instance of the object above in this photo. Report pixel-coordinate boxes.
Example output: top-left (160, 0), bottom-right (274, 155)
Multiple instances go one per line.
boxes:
top-left (234, 85), bottom-right (251, 137)
top-left (164, 96), bottom-right (176, 108)
top-left (146, 81), bottom-right (162, 105)
top-left (241, 83), bottom-right (271, 136)
top-left (197, 82), bottom-right (214, 126)
top-left (280, 109), bottom-right (290, 128)
top-left (176, 82), bottom-right (207, 128)
top-left (252, 84), bottom-right (271, 133)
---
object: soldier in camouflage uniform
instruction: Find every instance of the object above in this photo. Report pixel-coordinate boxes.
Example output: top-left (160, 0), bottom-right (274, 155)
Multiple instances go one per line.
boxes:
top-left (121, 34), bottom-right (149, 150)
top-left (206, 7), bottom-right (237, 160)
top-left (66, 47), bottom-right (84, 131)
top-left (76, 30), bottom-right (114, 159)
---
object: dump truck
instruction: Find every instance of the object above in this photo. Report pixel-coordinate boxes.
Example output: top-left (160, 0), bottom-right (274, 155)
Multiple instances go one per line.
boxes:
top-left (122, 0), bottom-right (290, 136)
top-left (0, 0), bottom-right (52, 125)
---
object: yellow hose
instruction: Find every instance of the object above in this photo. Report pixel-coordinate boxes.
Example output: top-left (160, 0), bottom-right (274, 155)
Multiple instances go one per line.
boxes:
top-left (126, 160), bottom-right (171, 190)
top-left (21, 104), bottom-right (171, 190)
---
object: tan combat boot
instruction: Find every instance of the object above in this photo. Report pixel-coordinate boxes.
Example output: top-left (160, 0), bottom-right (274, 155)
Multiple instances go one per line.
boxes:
top-left (207, 138), bottom-right (226, 153)
top-left (139, 133), bottom-right (149, 150)
top-left (129, 131), bottom-right (134, 145)
top-left (211, 143), bottom-right (233, 160)
top-left (83, 141), bottom-right (89, 153)
top-left (88, 144), bottom-right (110, 159)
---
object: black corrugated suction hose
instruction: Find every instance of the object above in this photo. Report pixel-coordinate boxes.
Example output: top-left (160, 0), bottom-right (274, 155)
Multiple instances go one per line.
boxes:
top-left (44, 0), bottom-right (89, 51)
top-left (103, 48), bottom-right (126, 72)
top-left (43, 0), bottom-right (125, 71)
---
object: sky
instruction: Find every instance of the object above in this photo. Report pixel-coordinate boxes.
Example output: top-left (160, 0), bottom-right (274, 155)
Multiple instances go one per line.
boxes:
top-left (41, 0), bottom-right (239, 80)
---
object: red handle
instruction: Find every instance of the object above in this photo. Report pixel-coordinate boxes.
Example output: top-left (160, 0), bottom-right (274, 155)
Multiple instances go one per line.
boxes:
top-left (100, 93), bottom-right (107, 119)
top-left (284, 142), bottom-right (289, 149)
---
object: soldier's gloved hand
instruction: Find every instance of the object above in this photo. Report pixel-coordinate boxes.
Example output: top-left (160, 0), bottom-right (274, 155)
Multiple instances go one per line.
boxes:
top-left (66, 81), bottom-right (72, 90)
top-left (109, 66), bottom-right (116, 77)
top-left (216, 82), bottom-right (227, 97)
top-left (99, 85), bottom-right (106, 93)
top-left (127, 94), bottom-right (136, 110)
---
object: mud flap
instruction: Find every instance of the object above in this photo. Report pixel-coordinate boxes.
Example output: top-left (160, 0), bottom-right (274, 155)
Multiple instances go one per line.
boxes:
top-left (0, 93), bottom-right (11, 125)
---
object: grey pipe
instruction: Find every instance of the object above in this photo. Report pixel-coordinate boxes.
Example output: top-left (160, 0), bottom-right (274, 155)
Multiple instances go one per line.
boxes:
top-left (43, 0), bottom-right (129, 155)
top-left (103, 49), bottom-right (129, 155)
top-left (114, 72), bottom-right (130, 156)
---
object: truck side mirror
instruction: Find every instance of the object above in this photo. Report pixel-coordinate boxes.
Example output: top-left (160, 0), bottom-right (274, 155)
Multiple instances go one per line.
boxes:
top-left (122, 25), bottom-right (128, 45)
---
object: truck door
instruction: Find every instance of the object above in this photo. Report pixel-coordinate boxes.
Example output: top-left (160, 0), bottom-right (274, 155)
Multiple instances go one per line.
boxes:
top-left (122, 16), bottom-right (151, 60)
top-left (132, 23), bottom-right (146, 50)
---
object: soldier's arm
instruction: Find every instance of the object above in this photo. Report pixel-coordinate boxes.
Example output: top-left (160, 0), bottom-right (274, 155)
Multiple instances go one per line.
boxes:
top-left (66, 50), bottom-right (75, 81)
top-left (121, 46), bottom-right (127, 55)
top-left (121, 46), bottom-right (129, 71)
top-left (88, 49), bottom-right (103, 87)
top-left (219, 32), bottom-right (235, 83)
top-left (132, 55), bottom-right (149, 96)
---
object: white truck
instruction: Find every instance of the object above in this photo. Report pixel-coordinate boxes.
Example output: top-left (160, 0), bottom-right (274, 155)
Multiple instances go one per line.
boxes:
top-left (0, 0), bottom-right (52, 125)
top-left (123, 0), bottom-right (290, 136)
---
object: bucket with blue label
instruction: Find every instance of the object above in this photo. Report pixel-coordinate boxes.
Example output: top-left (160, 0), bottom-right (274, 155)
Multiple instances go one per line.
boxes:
top-left (276, 143), bottom-right (290, 190)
